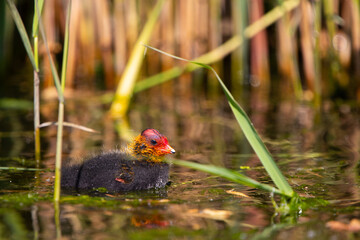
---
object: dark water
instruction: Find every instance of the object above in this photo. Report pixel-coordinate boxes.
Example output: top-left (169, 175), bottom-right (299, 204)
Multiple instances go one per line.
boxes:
top-left (0, 91), bottom-right (359, 239)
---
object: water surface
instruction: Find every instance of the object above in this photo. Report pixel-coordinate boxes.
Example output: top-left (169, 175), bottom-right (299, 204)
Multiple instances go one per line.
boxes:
top-left (0, 92), bottom-right (359, 239)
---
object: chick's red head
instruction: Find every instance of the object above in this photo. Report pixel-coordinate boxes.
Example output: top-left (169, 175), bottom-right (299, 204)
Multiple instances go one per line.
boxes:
top-left (129, 129), bottom-right (175, 162)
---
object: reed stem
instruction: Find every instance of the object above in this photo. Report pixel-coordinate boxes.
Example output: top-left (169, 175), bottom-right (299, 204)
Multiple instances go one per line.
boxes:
top-left (53, 102), bottom-right (64, 202)
top-left (32, 0), bottom-right (42, 162)
top-left (313, 0), bottom-right (322, 107)
top-left (231, 0), bottom-right (248, 97)
top-left (54, 200), bottom-right (62, 239)
top-left (60, 1), bottom-right (70, 92)
top-left (34, 70), bottom-right (41, 162)
top-left (53, 0), bottom-right (71, 202)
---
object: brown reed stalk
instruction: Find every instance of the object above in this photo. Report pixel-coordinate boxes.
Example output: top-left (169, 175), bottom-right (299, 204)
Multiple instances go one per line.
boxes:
top-left (126, 0), bottom-right (139, 51)
top-left (231, 0), bottom-right (248, 98)
top-left (349, 0), bottom-right (360, 99)
top-left (300, 1), bottom-right (316, 94)
top-left (78, 2), bottom-right (96, 84)
top-left (160, 0), bottom-right (175, 109)
top-left (65, 0), bottom-right (80, 89)
top-left (42, 0), bottom-right (56, 88)
top-left (94, 0), bottom-right (114, 89)
top-left (208, 0), bottom-right (222, 99)
top-left (146, 1), bottom-right (161, 77)
top-left (177, 0), bottom-right (194, 115)
top-left (146, 0), bottom-right (163, 111)
top-left (194, 0), bottom-right (209, 57)
top-left (275, 17), bottom-right (289, 76)
top-left (313, 0), bottom-right (322, 107)
top-left (352, 0), bottom-right (360, 70)
top-left (114, 0), bottom-right (127, 77)
top-left (249, 0), bottom-right (270, 111)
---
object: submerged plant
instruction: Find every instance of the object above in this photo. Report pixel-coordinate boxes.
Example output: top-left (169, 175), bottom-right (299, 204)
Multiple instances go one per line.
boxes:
top-left (143, 45), bottom-right (295, 198)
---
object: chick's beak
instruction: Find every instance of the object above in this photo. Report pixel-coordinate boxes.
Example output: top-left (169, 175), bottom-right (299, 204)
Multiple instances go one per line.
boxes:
top-left (160, 144), bottom-right (176, 155)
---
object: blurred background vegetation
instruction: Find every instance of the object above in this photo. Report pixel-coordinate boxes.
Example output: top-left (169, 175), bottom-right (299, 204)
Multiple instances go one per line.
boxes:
top-left (1, 0), bottom-right (359, 112)
top-left (1, 2), bottom-right (360, 235)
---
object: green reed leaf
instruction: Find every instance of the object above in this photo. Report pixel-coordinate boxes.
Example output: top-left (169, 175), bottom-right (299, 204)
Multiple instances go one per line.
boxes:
top-left (169, 159), bottom-right (287, 197)
top-left (60, 0), bottom-right (71, 92)
top-left (6, 0), bottom-right (37, 70)
top-left (145, 45), bottom-right (295, 197)
top-left (32, 0), bottom-right (44, 37)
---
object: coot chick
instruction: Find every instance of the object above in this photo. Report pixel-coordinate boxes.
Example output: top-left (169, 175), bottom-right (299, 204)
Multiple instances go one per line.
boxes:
top-left (61, 129), bottom-right (175, 192)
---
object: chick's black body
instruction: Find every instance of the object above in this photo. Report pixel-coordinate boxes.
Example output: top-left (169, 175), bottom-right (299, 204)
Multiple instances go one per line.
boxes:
top-left (61, 151), bottom-right (169, 192)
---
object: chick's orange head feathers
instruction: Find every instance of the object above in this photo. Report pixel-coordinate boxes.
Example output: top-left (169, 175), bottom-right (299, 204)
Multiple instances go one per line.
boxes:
top-left (129, 129), bottom-right (175, 161)
top-left (141, 129), bottom-right (175, 156)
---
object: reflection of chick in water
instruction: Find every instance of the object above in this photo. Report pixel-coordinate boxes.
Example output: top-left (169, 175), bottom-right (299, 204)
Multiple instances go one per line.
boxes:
top-left (131, 213), bottom-right (170, 228)
top-left (61, 129), bottom-right (175, 192)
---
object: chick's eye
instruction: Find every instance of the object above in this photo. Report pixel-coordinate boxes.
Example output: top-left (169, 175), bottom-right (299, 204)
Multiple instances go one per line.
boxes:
top-left (150, 139), bottom-right (157, 145)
